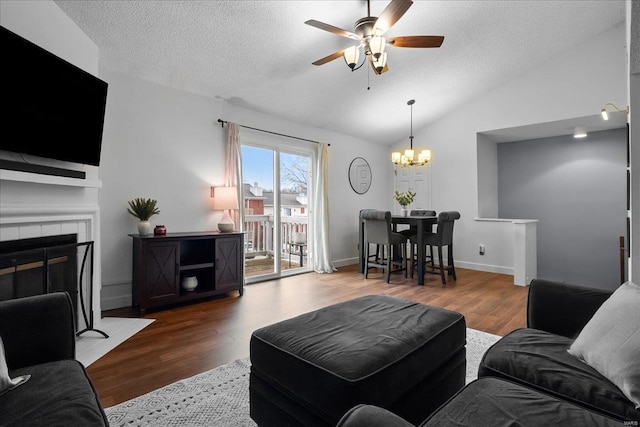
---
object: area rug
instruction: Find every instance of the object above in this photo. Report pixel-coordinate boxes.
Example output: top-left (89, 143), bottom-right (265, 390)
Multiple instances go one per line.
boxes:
top-left (105, 328), bottom-right (501, 427)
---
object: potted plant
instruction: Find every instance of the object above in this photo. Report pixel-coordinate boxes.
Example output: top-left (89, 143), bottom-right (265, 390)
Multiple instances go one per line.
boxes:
top-left (127, 198), bottom-right (160, 235)
top-left (393, 190), bottom-right (416, 216)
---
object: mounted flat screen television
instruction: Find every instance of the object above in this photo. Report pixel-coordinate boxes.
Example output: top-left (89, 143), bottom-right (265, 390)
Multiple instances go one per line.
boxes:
top-left (0, 26), bottom-right (108, 167)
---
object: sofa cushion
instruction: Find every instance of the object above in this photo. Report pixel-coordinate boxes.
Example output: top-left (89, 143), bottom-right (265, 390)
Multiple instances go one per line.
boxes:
top-left (478, 328), bottom-right (639, 422)
top-left (422, 377), bottom-right (619, 426)
top-left (250, 295), bottom-right (466, 423)
top-left (568, 281), bottom-right (640, 409)
top-left (0, 359), bottom-right (108, 426)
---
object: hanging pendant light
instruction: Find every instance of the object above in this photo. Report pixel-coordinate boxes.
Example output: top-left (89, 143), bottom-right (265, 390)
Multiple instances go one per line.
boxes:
top-left (392, 100), bottom-right (431, 166)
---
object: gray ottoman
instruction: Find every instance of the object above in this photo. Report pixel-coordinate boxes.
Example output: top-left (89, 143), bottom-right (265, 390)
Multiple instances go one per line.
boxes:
top-left (249, 295), bottom-right (466, 426)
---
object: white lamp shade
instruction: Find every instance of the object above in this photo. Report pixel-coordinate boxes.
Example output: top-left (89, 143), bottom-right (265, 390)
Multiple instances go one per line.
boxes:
top-left (369, 36), bottom-right (386, 59)
top-left (392, 151), bottom-right (401, 163)
top-left (344, 46), bottom-right (360, 69)
top-left (404, 148), bottom-right (414, 160)
top-left (211, 186), bottom-right (239, 210)
top-left (372, 52), bottom-right (387, 73)
top-left (418, 149), bottom-right (431, 163)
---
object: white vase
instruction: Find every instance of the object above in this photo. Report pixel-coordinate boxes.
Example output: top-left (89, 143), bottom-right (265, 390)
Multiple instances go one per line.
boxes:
top-left (401, 208), bottom-right (409, 217)
top-left (137, 220), bottom-right (152, 235)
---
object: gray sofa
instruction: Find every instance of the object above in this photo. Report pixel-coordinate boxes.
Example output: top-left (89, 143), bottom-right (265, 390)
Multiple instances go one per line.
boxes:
top-left (0, 292), bottom-right (108, 426)
top-left (337, 279), bottom-right (639, 426)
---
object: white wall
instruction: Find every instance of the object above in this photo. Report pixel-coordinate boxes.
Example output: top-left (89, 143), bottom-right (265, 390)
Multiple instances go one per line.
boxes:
top-left (99, 70), bottom-right (393, 309)
top-left (391, 23), bottom-right (628, 278)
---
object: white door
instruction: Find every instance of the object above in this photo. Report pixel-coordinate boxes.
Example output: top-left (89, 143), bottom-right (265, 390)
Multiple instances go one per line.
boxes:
top-left (394, 165), bottom-right (431, 213)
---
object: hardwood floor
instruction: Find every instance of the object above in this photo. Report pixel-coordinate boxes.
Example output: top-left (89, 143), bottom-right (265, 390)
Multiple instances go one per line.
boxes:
top-left (89, 264), bottom-right (529, 407)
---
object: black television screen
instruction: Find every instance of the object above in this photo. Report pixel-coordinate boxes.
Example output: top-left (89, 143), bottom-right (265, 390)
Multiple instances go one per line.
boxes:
top-left (0, 26), bottom-right (108, 167)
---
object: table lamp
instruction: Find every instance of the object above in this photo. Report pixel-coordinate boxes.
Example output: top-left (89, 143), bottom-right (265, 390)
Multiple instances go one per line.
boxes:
top-left (211, 186), bottom-right (238, 232)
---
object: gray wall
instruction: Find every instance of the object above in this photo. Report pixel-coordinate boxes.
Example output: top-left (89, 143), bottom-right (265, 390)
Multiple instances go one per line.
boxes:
top-left (498, 129), bottom-right (626, 290)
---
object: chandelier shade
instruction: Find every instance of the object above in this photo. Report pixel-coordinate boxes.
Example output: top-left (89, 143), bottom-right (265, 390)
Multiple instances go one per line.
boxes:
top-left (392, 99), bottom-right (431, 167)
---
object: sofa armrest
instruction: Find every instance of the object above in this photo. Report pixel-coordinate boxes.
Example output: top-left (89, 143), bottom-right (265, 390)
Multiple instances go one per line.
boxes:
top-left (337, 405), bottom-right (416, 427)
top-left (527, 279), bottom-right (613, 339)
top-left (0, 292), bottom-right (75, 370)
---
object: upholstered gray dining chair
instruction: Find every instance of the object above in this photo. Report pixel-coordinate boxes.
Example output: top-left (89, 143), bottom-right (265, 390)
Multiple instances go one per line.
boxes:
top-left (361, 209), bottom-right (407, 283)
top-left (410, 211), bottom-right (460, 285)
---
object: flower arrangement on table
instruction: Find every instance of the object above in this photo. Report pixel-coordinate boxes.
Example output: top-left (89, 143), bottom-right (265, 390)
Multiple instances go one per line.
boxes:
top-left (393, 190), bottom-right (416, 209)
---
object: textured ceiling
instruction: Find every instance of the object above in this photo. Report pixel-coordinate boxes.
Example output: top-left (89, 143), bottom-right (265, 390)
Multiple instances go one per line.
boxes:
top-left (54, 0), bottom-right (626, 145)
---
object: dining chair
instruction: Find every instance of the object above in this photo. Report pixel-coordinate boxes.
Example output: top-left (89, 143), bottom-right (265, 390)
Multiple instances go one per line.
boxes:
top-left (410, 211), bottom-right (460, 285)
top-left (361, 209), bottom-right (407, 283)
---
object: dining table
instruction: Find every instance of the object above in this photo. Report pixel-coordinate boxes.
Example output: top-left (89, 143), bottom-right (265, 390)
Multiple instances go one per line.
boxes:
top-left (358, 213), bottom-right (438, 286)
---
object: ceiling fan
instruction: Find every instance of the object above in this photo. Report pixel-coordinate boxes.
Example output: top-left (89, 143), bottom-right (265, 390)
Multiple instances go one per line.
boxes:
top-left (305, 0), bottom-right (444, 75)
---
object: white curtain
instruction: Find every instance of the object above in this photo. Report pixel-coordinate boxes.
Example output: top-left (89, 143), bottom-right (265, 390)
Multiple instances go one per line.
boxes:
top-left (313, 143), bottom-right (336, 273)
top-left (225, 122), bottom-right (244, 231)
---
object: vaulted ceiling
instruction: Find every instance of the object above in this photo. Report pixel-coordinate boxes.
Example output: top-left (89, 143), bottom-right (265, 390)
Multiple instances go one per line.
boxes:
top-left (55, 0), bottom-right (626, 145)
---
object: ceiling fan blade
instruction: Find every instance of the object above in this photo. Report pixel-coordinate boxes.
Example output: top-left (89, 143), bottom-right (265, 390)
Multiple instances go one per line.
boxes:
top-left (374, 0), bottom-right (413, 34)
top-left (387, 35), bottom-right (444, 48)
top-left (312, 49), bottom-right (346, 66)
top-left (305, 20), bottom-right (360, 40)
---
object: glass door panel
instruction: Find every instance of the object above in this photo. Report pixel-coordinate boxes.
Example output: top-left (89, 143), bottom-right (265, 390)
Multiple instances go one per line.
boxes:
top-left (242, 146), bottom-right (276, 278)
top-left (280, 153), bottom-right (311, 273)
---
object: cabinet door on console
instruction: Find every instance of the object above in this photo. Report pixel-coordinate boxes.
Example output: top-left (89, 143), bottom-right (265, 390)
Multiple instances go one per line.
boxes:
top-left (215, 236), bottom-right (242, 291)
top-left (143, 242), bottom-right (180, 303)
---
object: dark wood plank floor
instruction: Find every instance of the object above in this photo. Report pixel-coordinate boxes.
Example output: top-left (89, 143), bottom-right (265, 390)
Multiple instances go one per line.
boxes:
top-left (89, 264), bottom-right (529, 407)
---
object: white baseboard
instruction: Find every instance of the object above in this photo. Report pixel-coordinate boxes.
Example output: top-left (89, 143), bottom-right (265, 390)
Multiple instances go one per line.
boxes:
top-left (332, 256), bottom-right (513, 276)
top-left (332, 257), bottom-right (359, 268)
top-left (100, 280), bottom-right (132, 311)
top-left (454, 260), bottom-right (513, 276)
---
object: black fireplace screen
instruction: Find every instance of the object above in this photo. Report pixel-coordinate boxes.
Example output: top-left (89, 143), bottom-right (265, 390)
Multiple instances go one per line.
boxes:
top-left (0, 234), bottom-right (77, 304)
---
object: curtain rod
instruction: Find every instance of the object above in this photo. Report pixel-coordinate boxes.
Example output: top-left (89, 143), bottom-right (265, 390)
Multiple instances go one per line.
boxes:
top-left (217, 119), bottom-right (329, 146)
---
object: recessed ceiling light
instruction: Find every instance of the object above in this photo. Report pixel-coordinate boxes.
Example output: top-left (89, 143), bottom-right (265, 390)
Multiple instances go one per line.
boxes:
top-left (574, 126), bottom-right (587, 139)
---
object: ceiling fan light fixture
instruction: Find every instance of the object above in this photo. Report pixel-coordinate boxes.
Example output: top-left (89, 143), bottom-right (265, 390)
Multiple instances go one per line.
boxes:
top-left (372, 52), bottom-right (387, 73)
top-left (344, 46), bottom-right (360, 70)
top-left (369, 36), bottom-right (386, 59)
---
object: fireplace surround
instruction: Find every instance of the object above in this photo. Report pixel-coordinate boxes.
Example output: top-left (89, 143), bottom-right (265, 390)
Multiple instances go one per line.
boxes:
top-left (0, 200), bottom-right (102, 330)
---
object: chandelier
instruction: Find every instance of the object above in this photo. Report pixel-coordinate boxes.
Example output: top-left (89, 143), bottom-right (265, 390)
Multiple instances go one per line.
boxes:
top-left (392, 100), bottom-right (431, 166)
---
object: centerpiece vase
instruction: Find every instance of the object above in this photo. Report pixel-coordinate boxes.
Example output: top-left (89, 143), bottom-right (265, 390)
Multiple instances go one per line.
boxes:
top-left (137, 220), bottom-right (152, 236)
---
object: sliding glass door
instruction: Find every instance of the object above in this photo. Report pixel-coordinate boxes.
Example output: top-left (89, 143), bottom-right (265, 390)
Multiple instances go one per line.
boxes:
top-left (241, 142), bottom-right (313, 281)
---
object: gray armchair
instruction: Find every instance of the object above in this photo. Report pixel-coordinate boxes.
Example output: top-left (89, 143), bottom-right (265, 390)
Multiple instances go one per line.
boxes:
top-left (0, 292), bottom-right (108, 426)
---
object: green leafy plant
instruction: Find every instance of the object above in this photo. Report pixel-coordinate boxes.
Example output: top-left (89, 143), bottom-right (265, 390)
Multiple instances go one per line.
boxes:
top-left (127, 198), bottom-right (160, 221)
top-left (393, 190), bottom-right (416, 208)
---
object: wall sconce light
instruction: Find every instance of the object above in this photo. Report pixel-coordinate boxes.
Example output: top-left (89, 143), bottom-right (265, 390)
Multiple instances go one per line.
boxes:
top-left (600, 103), bottom-right (629, 121)
top-left (573, 126), bottom-right (587, 139)
top-left (211, 186), bottom-right (238, 232)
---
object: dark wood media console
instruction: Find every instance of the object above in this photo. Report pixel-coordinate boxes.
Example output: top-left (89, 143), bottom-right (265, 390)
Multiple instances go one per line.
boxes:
top-left (130, 231), bottom-right (244, 315)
